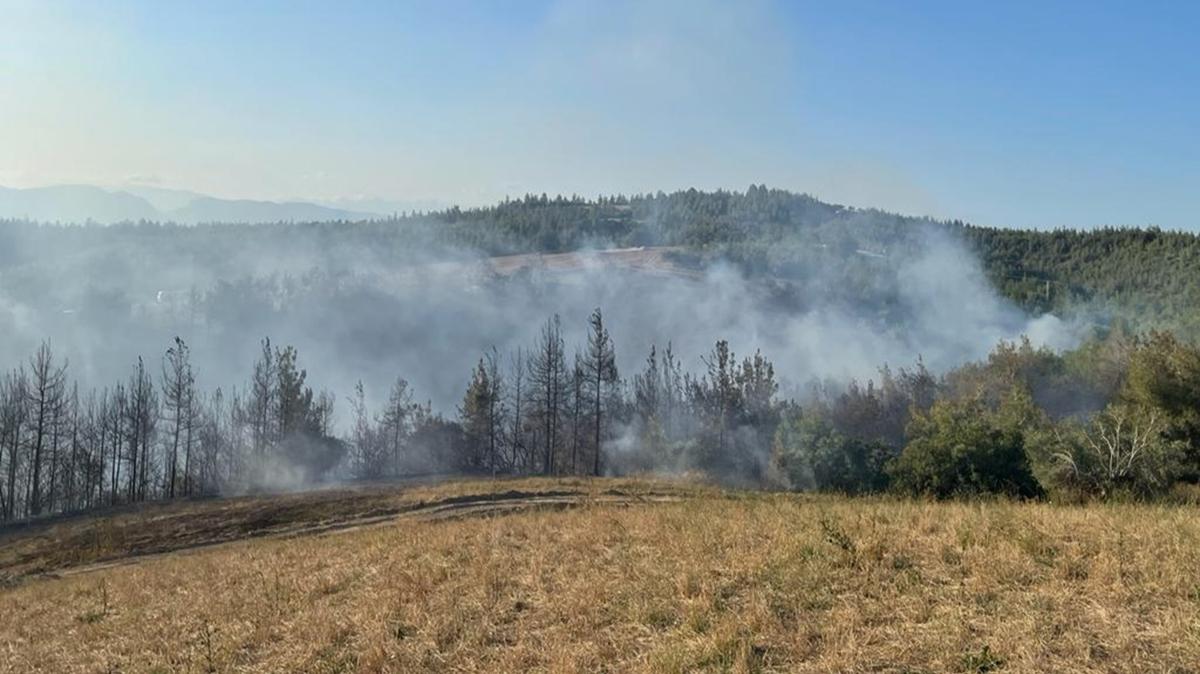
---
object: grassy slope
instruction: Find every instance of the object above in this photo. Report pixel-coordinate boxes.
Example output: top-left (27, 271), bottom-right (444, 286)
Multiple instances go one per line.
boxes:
top-left (3, 478), bottom-right (1200, 673)
top-left (0, 478), bottom-right (698, 583)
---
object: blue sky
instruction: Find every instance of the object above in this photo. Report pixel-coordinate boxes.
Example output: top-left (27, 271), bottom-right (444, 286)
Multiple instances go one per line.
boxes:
top-left (1, 0), bottom-right (1197, 228)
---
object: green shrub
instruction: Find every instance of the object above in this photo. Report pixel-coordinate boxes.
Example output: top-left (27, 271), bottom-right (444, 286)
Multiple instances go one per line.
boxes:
top-left (889, 398), bottom-right (1040, 498)
top-left (773, 409), bottom-right (892, 493)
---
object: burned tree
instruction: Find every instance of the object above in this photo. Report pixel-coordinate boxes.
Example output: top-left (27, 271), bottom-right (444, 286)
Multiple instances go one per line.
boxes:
top-left (379, 376), bottom-right (415, 476)
top-left (528, 315), bottom-right (567, 475)
top-left (0, 369), bottom-right (28, 520)
top-left (25, 342), bottom-right (67, 516)
top-left (584, 308), bottom-right (618, 476)
top-left (162, 337), bottom-right (196, 498)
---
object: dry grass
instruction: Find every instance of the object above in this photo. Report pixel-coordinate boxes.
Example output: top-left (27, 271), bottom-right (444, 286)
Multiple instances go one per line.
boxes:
top-left (0, 477), bottom-right (698, 582)
top-left (3, 479), bottom-right (1200, 672)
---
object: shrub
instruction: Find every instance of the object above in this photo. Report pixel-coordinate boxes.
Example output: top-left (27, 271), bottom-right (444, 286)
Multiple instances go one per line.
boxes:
top-left (889, 398), bottom-right (1040, 498)
top-left (773, 409), bottom-right (892, 493)
top-left (1040, 402), bottom-right (1186, 499)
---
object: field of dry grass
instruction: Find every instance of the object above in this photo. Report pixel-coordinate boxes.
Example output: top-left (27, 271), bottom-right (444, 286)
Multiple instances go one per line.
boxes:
top-left (3, 478), bottom-right (1200, 673)
top-left (0, 477), bottom-right (695, 583)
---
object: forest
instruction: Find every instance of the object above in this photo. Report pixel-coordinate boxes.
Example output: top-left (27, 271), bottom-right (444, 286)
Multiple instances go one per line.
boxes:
top-left (2, 186), bottom-right (1200, 521)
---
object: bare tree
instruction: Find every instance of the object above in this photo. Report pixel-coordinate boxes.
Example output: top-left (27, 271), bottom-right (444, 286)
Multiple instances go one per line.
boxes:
top-left (484, 348), bottom-right (505, 476)
top-left (64, 384), bottom-right (80, 511)
top-left (348, 381), bottom-right (385, 479)
top-left (508, 348), bottom-right (527, 473)
top-left (25, 342), bottom-right (67, 516)
top-left (108, 384), bottom-right (126, 505)
top-left (0, 369), bottom-right (28, 520)
top-left (126, 357), bottom-right (159, 502)
top-left (528, 315), bottom-right (567, 475)
top-left (570, 355), bottom-right (584, 474)
top-left (162, 337), bottom-right (195, 499)
top-left (193, 389), bottom-right (224, 494)
top-left (379, 377), bottom-right (415, 476)
top-left (82, 389), bottom-right (104, 509)
top-left (249, 338), bottom-right (275, 460)
top-left (221, 387), bottom-right (246, 492)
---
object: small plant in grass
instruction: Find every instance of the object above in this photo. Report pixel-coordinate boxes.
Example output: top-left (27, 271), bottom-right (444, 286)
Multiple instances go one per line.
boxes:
top-left (960, 644), bottom-right (1005, 672)
top-left (199, 619), bottom-right (218, 673)
top-left (819, 515), bottom-right (856, 555)
top-left (76, 580), bottom-right (110, 623)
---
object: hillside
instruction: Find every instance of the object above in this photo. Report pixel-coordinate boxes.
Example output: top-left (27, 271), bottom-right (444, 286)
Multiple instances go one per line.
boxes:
top-left (3, 477), bottom-right (1200, 673)
top-left (418, 189), bottom-right (1200, 335)
top-left (4, 186), bottom-right (1196, 335)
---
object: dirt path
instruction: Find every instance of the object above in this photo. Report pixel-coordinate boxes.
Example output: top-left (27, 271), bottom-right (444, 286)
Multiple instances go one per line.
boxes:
top-left (30, 489), bottom-right (682, 583)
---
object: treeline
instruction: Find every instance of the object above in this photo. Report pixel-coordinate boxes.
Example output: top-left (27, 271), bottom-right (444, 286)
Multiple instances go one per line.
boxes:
top-left (349, 308), bottom-right (781, 486)
top-left (0, 308), bottom-right (781, 522)
top-left (0, 338), bottom-right (352, 521)
top-left (7, 308), bottom-right (1200, 523)
top-left (774, 328), bottom-right (1200, 501)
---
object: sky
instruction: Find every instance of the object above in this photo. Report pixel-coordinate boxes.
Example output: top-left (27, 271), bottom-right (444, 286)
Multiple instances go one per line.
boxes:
top-left (1, 0), bottom-right (1197, 229)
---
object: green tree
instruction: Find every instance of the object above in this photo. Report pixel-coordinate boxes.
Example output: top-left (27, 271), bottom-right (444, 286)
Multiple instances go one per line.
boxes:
top-left (1121, 331), bottom-right (1200, 479)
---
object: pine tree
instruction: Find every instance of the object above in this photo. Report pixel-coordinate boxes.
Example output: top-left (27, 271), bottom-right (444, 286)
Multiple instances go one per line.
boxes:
top-left (460, 360), bottom-right (492, 472)
top-left (274, 345), bottom-right (312, 439)
top-left (584, 308), bottom-right (618, 476)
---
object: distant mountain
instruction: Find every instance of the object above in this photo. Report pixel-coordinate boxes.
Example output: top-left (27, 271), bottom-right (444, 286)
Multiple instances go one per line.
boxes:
top-left (167, 196), bottom-right (376, 223)
top-left (0, 184), bottom-right (381, 224)
top-left (120, 185), bottom-right (211, 212)
top-left (0, 185), bottom-right (160, 223)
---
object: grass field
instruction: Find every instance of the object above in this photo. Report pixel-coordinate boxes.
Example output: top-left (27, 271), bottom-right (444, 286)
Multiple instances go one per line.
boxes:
top-left (3, 478), bottom-right (1200, 673)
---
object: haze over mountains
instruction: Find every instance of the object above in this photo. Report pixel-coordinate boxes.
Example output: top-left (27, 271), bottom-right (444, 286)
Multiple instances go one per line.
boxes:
top-left (0, 184), bottom-right (440, 224)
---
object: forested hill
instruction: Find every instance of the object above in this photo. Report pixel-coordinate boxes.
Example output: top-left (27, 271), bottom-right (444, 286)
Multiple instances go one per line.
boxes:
top-left (424, 187), bottom-right (1200, 336)
top-left (2, 186), bottom-right (1198, 336)
top-left (961, 225), bottom-right (1200, 335)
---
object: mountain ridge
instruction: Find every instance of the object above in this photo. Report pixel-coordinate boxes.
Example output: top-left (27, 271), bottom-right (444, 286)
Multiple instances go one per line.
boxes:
top-left (0, 184), bottom-right (381, 224)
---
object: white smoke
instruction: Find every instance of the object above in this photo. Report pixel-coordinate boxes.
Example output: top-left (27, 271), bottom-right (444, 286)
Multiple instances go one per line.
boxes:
top-left (0, 222), bottom-right (1081, 428)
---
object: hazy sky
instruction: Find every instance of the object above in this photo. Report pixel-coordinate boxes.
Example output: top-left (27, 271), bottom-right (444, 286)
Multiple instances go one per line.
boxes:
top-left (1, 0), bottom-right (1197, 228)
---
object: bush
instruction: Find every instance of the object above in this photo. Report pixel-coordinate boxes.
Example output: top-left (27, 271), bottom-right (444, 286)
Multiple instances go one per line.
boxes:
top-left (1039, 403), bottom-right (1186, 499)
top-left (889, 398), bottom-right (1041, 498)
top-left (773, 409), bottom-right (892, 493)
